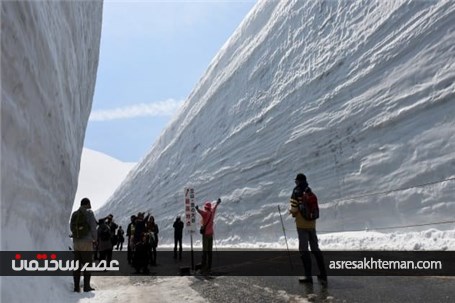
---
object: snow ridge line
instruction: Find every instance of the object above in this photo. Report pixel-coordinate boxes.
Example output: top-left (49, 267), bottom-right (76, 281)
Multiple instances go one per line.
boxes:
top-left (317, 220), bottom-right (455, 234)
top-left (322, 176), bottom-right (455, 206)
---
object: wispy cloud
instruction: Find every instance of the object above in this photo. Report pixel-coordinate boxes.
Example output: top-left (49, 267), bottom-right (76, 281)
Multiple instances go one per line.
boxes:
top-left (89, 99), bottom-right (184, 121)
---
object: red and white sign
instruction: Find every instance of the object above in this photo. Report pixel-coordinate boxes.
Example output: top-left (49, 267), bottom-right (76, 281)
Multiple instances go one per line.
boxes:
top-left (184, 187), bottom-right (197, 232)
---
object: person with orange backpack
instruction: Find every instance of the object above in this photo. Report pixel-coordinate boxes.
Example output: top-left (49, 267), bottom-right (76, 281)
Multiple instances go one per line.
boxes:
top-left (289, 173), bottom-right (327, 286)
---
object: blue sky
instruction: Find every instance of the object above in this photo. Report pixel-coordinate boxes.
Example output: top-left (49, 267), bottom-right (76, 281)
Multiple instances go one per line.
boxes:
top-left (84, 0), bottom-right (256, 162)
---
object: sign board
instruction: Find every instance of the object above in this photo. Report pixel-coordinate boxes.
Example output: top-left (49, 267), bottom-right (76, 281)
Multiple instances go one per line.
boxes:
top-left (184, 187), bottom-right (197, 232)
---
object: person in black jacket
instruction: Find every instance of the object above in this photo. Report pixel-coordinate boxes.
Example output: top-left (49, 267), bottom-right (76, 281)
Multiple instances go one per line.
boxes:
top-left (126, 215), bottom-right (136, 264)
top-left (173, 216), bottom-right (184, 260)
top-left (146, 216), bottom-right (159, 266)
top-left (97, 219), bottom-right (113, 263)
top-left (70, 198), bottom-right (97, 292)
top-left (132, 212), bottom-right (150, 272)
top-left (105, 214), bottom-right (118, 247)
top-left (134, 212), bottom-right (150, 244)
top-left (116, 226), bottom-right (125, 250)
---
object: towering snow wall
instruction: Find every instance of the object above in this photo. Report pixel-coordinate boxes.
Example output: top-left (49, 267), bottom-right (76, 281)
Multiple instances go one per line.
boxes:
top-left (1, 1), bottom-right (103, 250)
top-left (101, 0), bottom-right (455, 245)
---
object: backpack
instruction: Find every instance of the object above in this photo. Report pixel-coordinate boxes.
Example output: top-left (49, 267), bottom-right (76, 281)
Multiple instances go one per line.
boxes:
top-left (146, 232), bottom-right (156, 246)
top-left (71, 209), bottom-right (90, 239)
top-left (99, 226), bottom-right (111, 241)
top-left (299, 189), bottom-right (319, 220)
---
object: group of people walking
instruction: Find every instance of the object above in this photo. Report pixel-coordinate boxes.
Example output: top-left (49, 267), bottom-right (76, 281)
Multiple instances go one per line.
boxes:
top-left (70, 173), bottom-right (327, 293)
top-left (126, 212), bottom-right (160, 274)
top-left (70, 206), bottom-right (126, 292)
top-left (95, 214), bottom-right (125, 263)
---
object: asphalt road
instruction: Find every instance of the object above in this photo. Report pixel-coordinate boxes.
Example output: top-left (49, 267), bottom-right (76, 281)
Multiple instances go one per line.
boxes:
top-left (99, 249), bottom-right (455, 302)
top-left (188, 275), bottom-right (455, 303)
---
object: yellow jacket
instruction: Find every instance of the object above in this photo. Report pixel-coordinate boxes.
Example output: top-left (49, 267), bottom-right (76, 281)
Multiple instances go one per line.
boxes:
top-left (289, 197), bottom-right (316, 229)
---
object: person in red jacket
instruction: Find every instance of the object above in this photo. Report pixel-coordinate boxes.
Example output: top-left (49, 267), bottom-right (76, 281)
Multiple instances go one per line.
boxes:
top-left (196, 198), bottom-right (221, 274)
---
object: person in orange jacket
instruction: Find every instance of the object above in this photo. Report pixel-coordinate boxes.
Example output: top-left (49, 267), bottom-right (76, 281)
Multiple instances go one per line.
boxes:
top-left (196, 198), bottom-right (221, 274)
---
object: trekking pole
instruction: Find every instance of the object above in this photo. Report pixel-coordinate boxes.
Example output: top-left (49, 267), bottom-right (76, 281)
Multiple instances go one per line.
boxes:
top-left (213, 234), bottom-right (219, 274)
top-left (278, 205), bottom-right (294, 270)
top-left (190, 231), bottom-right (194, 271)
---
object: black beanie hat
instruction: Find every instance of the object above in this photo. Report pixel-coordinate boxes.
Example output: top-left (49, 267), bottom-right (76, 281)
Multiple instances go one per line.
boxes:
top-left (81, 198), bottom-right (91, 206)
top-left (295, 173), bottom-right (307, 182)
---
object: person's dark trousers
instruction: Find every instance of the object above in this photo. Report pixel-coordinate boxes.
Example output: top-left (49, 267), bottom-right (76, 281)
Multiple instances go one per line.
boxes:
top-left (133, 242), bottom-right (149, 274)
top-left (127, 238), bottom-right (133, 263)
top-left (150, 246), bottom-right (157, 265)
top-left (73, 241), bottom-right (94, 292)
top-left (174, 237), bottom-right (183, 259)
top-left (297, 228), bottom-right (327, 279)
top-left (99, 249), bottom-right (113, 263)
top-left (201, 235), bottom-right (213, 273)
top-left (111, 235), bottom-right (118, 248)
top-left (116, 240), bottom-right (124, 250)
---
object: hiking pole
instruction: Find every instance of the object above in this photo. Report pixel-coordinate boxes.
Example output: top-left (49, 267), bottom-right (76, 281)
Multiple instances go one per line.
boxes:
top-left (213, 234), bottom-right (219, 274)
top-left (278, 205), bottom-right (294, 270)
top-left (190, 230), bottom-right (194, 271)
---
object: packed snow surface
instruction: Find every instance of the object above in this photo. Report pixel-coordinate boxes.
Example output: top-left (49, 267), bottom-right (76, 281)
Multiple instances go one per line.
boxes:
top-left (1, 0), bottom-right (102, 251)
top-left (1, 1), bottom-right (102, 302)
top-left (100, 0), bottom-right (455, 247)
